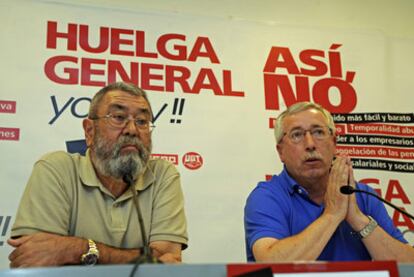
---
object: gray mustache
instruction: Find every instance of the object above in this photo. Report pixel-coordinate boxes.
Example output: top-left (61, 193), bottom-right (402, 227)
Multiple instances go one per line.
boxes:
top-left (304, 152), bottom-right (322, 160)
top-left (116, 136), bottom-right (143, 149)
top-left (112, 136), bottom-right (142, 157)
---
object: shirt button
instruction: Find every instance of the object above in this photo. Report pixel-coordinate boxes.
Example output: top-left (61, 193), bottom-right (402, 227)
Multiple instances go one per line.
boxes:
top-left (297, 189), bottom-right (302, 193)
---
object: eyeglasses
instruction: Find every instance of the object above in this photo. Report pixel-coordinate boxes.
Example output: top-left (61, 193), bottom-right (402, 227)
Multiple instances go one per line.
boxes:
top-left (90, 113), bottom-right (155, 132)
top-left (281, 126), bottom-right (332, 144)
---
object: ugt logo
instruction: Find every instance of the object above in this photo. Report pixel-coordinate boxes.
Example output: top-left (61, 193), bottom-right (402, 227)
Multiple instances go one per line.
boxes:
top-left (182, 152), bottom-right (203, 170)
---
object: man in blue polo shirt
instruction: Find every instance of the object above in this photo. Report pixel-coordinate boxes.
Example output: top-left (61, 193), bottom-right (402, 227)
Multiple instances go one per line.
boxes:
top-left (244, 102), bottom-right (414, 262)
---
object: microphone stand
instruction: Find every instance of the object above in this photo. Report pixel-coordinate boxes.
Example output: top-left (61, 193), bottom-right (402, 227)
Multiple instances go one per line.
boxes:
top-left (123, 174), bottom-right (160, 277)
top-left (341, 185), bottom-right (414, 220)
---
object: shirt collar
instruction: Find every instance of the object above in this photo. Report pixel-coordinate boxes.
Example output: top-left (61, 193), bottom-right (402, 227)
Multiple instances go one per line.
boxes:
top-left (135, 163), bottom-right (155, 191)
top-left (79, 149), bottom-right (101, 188)
top-left (280, 166), bottom-right (309, 196)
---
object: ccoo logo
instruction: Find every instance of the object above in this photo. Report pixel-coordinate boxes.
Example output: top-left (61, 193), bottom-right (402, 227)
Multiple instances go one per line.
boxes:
top-left (182, 152), bottom-right (203, 170)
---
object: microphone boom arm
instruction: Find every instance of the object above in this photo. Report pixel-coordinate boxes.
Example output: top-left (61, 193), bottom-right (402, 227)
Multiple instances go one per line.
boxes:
top-left (123, 174), bottom-right (159, 277)
top-left (354, 189), bottom-right (414, 220)
top-left (345, 186), bottom-right (414, 221)
top-left (130, 186), bottom-right (150, 258)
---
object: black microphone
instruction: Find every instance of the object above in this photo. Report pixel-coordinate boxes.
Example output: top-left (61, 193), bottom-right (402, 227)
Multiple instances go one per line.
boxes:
top-left (340, 185), bottom-right (354, 195)
top-left (123, 173), bottom-right (160, 277)
top-left (340, 185), bottom-right (414, 220)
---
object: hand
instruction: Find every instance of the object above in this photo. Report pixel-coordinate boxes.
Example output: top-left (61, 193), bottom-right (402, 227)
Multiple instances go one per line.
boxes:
top-left (8, 232), bottom-right (81, 268)
top-left (157, 252), bottom-right (181, 263)
top-left (345, 163), bottom-right (368, 230)
top-left (150, 241), bottom-right (182, 263)
top-left (324, 156), bottom-right (349, 221)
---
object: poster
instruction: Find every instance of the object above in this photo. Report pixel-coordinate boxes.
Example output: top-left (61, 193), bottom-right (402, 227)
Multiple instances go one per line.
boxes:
top-left (0, 0), bottom-right (413, 268)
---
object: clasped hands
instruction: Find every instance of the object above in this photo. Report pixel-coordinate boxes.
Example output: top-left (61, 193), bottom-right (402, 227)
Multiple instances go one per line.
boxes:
top-left (325, 156), bottom-right (369, 230)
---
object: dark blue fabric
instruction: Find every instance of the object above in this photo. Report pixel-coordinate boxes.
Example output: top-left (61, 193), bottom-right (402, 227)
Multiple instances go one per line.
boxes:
top-left (66, 139), bottom-right (87, 156)
top-left (244, 167), bottom-right (407, 261)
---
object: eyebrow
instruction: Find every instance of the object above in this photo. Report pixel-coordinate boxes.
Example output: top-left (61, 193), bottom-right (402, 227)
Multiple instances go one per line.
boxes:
top-left (108, 104), bottom-right (151, 116)
top-left (108, 103), bottom-right (127, 112)
top-left (288, 124), bottom-right (325, 132)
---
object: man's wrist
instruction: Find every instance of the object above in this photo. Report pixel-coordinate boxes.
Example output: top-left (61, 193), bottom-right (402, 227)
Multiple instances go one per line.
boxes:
top-left (322, 210), bottom-right (344, 226)
top-left (349, 213), bottom-right (370, 231)
top-left (352, 216), bottom-right (378, 239)
top-left (81, 239), bottom-right (100, 265)
top-left (58, 236), bottom-right (89, 265)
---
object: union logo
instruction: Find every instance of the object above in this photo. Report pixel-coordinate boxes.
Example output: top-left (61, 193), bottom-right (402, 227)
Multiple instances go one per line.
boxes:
top-left (182, 152), bottom-right (203, 170)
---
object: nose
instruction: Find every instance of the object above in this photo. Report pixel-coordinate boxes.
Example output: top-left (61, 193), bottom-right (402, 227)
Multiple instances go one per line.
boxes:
top-left (303, 130), bottom-right (316, 150)
top-left (122, 119), bottom-right (139, 137)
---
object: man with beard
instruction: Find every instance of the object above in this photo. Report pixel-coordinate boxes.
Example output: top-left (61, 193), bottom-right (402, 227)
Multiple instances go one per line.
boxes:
top-left (8, 82), bottom-right (188, 267)
top-left (244, 102), bottom-right (414, 262)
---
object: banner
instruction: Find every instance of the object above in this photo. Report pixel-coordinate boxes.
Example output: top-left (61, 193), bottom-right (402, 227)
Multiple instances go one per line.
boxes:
top-left (0, 0), bottom-right (413, 268)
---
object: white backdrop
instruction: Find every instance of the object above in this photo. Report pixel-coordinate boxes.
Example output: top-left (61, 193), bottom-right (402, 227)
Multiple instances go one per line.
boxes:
top-left (0, 0), bottom-right (413, 268)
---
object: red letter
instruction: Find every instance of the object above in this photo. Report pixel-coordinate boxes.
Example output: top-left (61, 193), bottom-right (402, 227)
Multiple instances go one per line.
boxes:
top-left (222, 70), bottom-right (244, 97)
top-left (192, 68), bottom-right (222, 95)
top-left (312, 78), bottom-right (357, 113)
top-left (157, 34), bottom-right (187, 61)
top-left (44, 55), bottom-right (79, 84)
top-left (107, 60), bottom-right (139, 85)
top-left (140, 63), bottom-right (164, 91)
top-left (46, 21), bottom-right (78, 50)
top-left (385, 179), bottom-right (411, 204)
top-left (165, 65), bottom-right (192, 93)
top-left (135, 31), bottom-right (157, 58)
top-left (188, 37), bottom-right (220, 63)
top-left (393, 209), bottom-right (414, 229)
top-left (359, 178), bottom-right (382, 197)
top-left (79, 24), bottom-right (109, 53)
top-left (263, 74), bottom-right (310, 110)
top-left (263, 47), bottom-right (300, 74)
top-left (329, 44), bottom-right (343, 78)
top-left (299, 49), bottom-right (327, 76)
top-left (81, 58), bottom-right (106, 87)
top-left (111, 28), bottom-right (134, 56)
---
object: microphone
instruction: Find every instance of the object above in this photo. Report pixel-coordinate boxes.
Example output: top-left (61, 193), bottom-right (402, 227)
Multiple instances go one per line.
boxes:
top-left (340, 185), bottom-right (354, 195)
top-left (340, 185), bottom-right (414, 220)
top-left (123, 173), bottom-right (160, 277)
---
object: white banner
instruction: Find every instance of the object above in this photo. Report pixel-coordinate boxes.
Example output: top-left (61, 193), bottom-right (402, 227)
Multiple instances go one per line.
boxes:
top-left (0, 0), bottom-right (413, 268)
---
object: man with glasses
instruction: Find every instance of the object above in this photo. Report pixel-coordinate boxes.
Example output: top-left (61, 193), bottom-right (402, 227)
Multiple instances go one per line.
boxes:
top-left (8, 82), bottom-right (188, 267)
top-left (244, 102), bottom-right (414, 262)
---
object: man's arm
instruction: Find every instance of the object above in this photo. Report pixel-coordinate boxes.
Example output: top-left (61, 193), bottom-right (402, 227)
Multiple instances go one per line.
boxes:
top-left (252, 157), bottom-right (350, 262)
top-left (8, 232), bottom-right (182, 267)
top-left (345, 167), bottom-right (414, 262)
top-left (253, 212), bottom-right (342, 261)
top-left (150, 240), bottom-right (182, 263)
top-left (354, 221), bottom-right (414, 262)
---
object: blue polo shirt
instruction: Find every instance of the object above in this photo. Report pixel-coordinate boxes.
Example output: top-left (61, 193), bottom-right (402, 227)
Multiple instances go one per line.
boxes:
top-left (244, 167), bottom-right (407, 261)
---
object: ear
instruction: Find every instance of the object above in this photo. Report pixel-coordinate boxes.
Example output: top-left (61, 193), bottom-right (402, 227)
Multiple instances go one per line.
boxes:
top-left (276, 143), bottom-right (285, 163)
top-left (83, 119), bottom-right (95, 147)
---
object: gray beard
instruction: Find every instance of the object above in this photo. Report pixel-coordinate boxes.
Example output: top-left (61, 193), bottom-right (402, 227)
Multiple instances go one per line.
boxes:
top-left (92, 133), bottom-right (152, 181)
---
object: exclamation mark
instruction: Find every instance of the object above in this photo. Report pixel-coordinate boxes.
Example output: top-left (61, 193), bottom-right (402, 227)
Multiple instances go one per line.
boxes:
top-left (170, 98), bottom-right (185, 124)
top-left (170, 98), bottom-right (179, 123)
top-left (177, 99), bottom-right (185, 124)
top-left (0, 216), bottom-right (11, 246)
